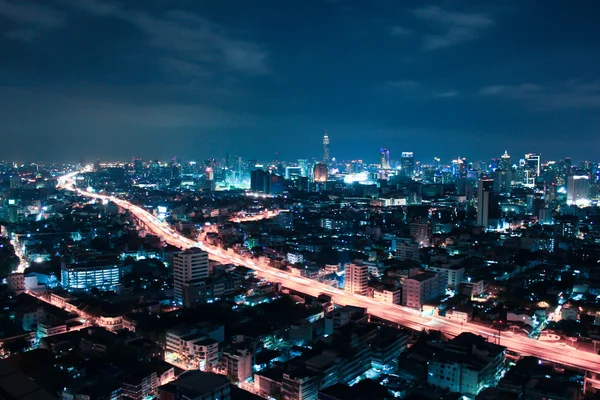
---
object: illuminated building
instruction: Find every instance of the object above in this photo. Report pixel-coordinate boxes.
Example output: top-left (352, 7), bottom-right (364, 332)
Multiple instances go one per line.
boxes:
top-left (166, 328), bottom-right (219, 370)
top-left (285, 166), bottom-right (302, 180)
top-left (323, 130), bottom-right (330, 165)
top-left (401, 152), bottom-right (414, 177)
top-left (402, 272), bottom-right (444, 309)
top-left (313, 163), bottom-right (328, 183)
top-left (524, 153), bottom-right (541, 186)
top-left (410, 221), bottom-right (431, 246)
top-left (9, 175), bottom-right (22, 189)
top-left (500, 150), bottom-right (511, 171)
top-left (61, 262), bottom-right (121, 291)
top-left (380, 148), bottom-right (390, 169)
top-left (173, 248), bottom-right (209, 307)
top-left (393, 238), bottom-right (420, 261)
top-left (477, 179), bottom-right (493, 228)
top-left (427, 333), bottom-right (505, 396)
top-left (221, 348), bottom-right (253, 382)
top-left (344, 262), bottom-right (368, 295)
top-left (298, 159), bottom-right (309, 177)
top-left (452, 157), bottom-right (467, 179)
top-left (567, 175), bottom-right (590, 206)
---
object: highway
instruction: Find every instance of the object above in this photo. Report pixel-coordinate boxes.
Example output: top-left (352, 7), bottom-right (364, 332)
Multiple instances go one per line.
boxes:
top-left (56, 171), bottom-right (600, 375)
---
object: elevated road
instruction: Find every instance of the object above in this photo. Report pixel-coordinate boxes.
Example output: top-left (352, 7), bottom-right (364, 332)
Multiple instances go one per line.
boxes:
top-left (57, 171), bottom-right (600, 374)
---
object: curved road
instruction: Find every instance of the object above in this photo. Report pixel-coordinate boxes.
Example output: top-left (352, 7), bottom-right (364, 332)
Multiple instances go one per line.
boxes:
top-left (57, 171), bottom-right (600, 374)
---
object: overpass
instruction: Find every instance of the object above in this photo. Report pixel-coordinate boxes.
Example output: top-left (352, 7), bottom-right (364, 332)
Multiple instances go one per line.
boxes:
top-left (56, 171), bottom-right (600, 376)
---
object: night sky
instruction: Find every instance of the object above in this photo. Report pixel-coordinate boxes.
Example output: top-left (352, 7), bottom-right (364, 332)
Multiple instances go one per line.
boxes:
top-left (1, 0), bottom-right (599, 163)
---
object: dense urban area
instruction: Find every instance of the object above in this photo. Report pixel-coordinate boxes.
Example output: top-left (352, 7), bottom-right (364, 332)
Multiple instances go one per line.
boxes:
top-left (1, 137), bottom-right (600, 400)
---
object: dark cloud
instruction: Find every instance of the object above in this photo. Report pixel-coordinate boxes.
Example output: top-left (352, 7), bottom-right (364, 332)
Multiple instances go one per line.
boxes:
top-left (0, 0), bottom-right (599, 162)
top-left (413, 6), bottom-right (494, 50)
top-left (480, 81), bottom-right (600, 110)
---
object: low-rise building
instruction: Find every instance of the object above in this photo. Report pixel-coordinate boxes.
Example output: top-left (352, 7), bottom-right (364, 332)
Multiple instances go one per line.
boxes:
top-left (427, 333), bottom-right (505, 396)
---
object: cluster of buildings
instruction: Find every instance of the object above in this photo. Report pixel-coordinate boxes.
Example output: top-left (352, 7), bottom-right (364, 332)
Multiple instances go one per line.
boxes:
top-left (0, 143), bottom-right (599, 398)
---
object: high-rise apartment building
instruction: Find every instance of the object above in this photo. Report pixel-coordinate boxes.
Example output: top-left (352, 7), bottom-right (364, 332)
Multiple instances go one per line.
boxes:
top-left (173, 248), bottom-right (210, 307)
top-left (344, 262), bottom-right (368, 295)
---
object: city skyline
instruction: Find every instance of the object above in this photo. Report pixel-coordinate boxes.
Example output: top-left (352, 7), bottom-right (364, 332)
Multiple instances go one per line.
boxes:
top-left (1, 0), bottom-right (600, 162)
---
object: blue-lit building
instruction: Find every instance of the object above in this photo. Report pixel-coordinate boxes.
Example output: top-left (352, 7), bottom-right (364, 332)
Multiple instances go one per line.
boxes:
top-left (61, 261), bottom-right (123, 291)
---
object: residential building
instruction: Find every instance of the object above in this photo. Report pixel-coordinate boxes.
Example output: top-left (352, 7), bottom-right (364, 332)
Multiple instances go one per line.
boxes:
top-left (158, 371), bottom-right (230, 400)
top-left (393, 238), bottom-right (420, 262)
top-left (221, 348), bottom-right (253, 382)
top-left (402, 272), bottom-right (444, 309)
top-left (428, 265), bottom-right (465, 290)
top-left (173, 248), bottom-right (210, 307)
top-left (282, 370), bottom-right (318, 400)
top-left (344, 262), bottom-right (368, 296)
top-left (427, 333), bottom-right (505, 396)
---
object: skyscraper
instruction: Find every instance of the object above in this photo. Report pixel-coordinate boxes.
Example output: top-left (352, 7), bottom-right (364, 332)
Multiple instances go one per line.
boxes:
top-left (313, 163), bottom-right (328, 183)
top-left (173, 248), bottom-right (209, 307)
top-left (322, 131), bottom-right (330, 165)
top-left (492, 169), bottom-right (512, 194)
top-left (477, 179), bottom-right (494, 228)
top-left (251, 169), bottom-right (271, 193)
top-left (567, 175), bottom-right (590, 206)
top-left (401, 152), bottom-right (415, 177)
top-left (500, 150), bottom-right (511, 171)
top-left (524, 153), bottom-right (541, 186)
top-left (380, 148), bottom-right (391, 169)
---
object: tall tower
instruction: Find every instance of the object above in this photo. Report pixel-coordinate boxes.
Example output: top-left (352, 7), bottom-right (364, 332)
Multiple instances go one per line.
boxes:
top-left (380, 148), bottom-right (390, 169)
top-left (500, 150), bottom-right (511, 171)
top-left (477, 179), bottom-right (494, 228)
top-left (323, 131), bottom-right (330, 165)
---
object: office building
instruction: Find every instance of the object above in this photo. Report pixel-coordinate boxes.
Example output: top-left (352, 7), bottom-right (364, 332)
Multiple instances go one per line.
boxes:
top-left (251, 169), bottom-right (271, 194)
top-left (61, 262), bottom-right (121, 291)
top-left (9, 174), bottom-right (22, 189)
top-left (499, 150), bottom-right (511, 171)
top-left (401, 152), bottom-right (415, 177)
top-left (452, 157), bottom-right (467, 179)
top-left (524, 153), bottom-right (541, 186)
top-left (492, 169), bottom-right (512, 194)
top-left (402, 272), bottom-right (444, 309)
top-left (344, 262), bottom-right (368, 296)
top-left (285, 166), bottom-right (303, 180)
top-left (567, 175), bottom-right (590, 206)
top-left (313, 163), bottom-right (328, 183)
top-left (380, 148), bottom-right (390, 169)
top-left (323, 131), bottom-right (330, 165)
top-left (173, 248), bottom-right (210, 307)
top-left (477, 179), bottom-right (493, 228)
